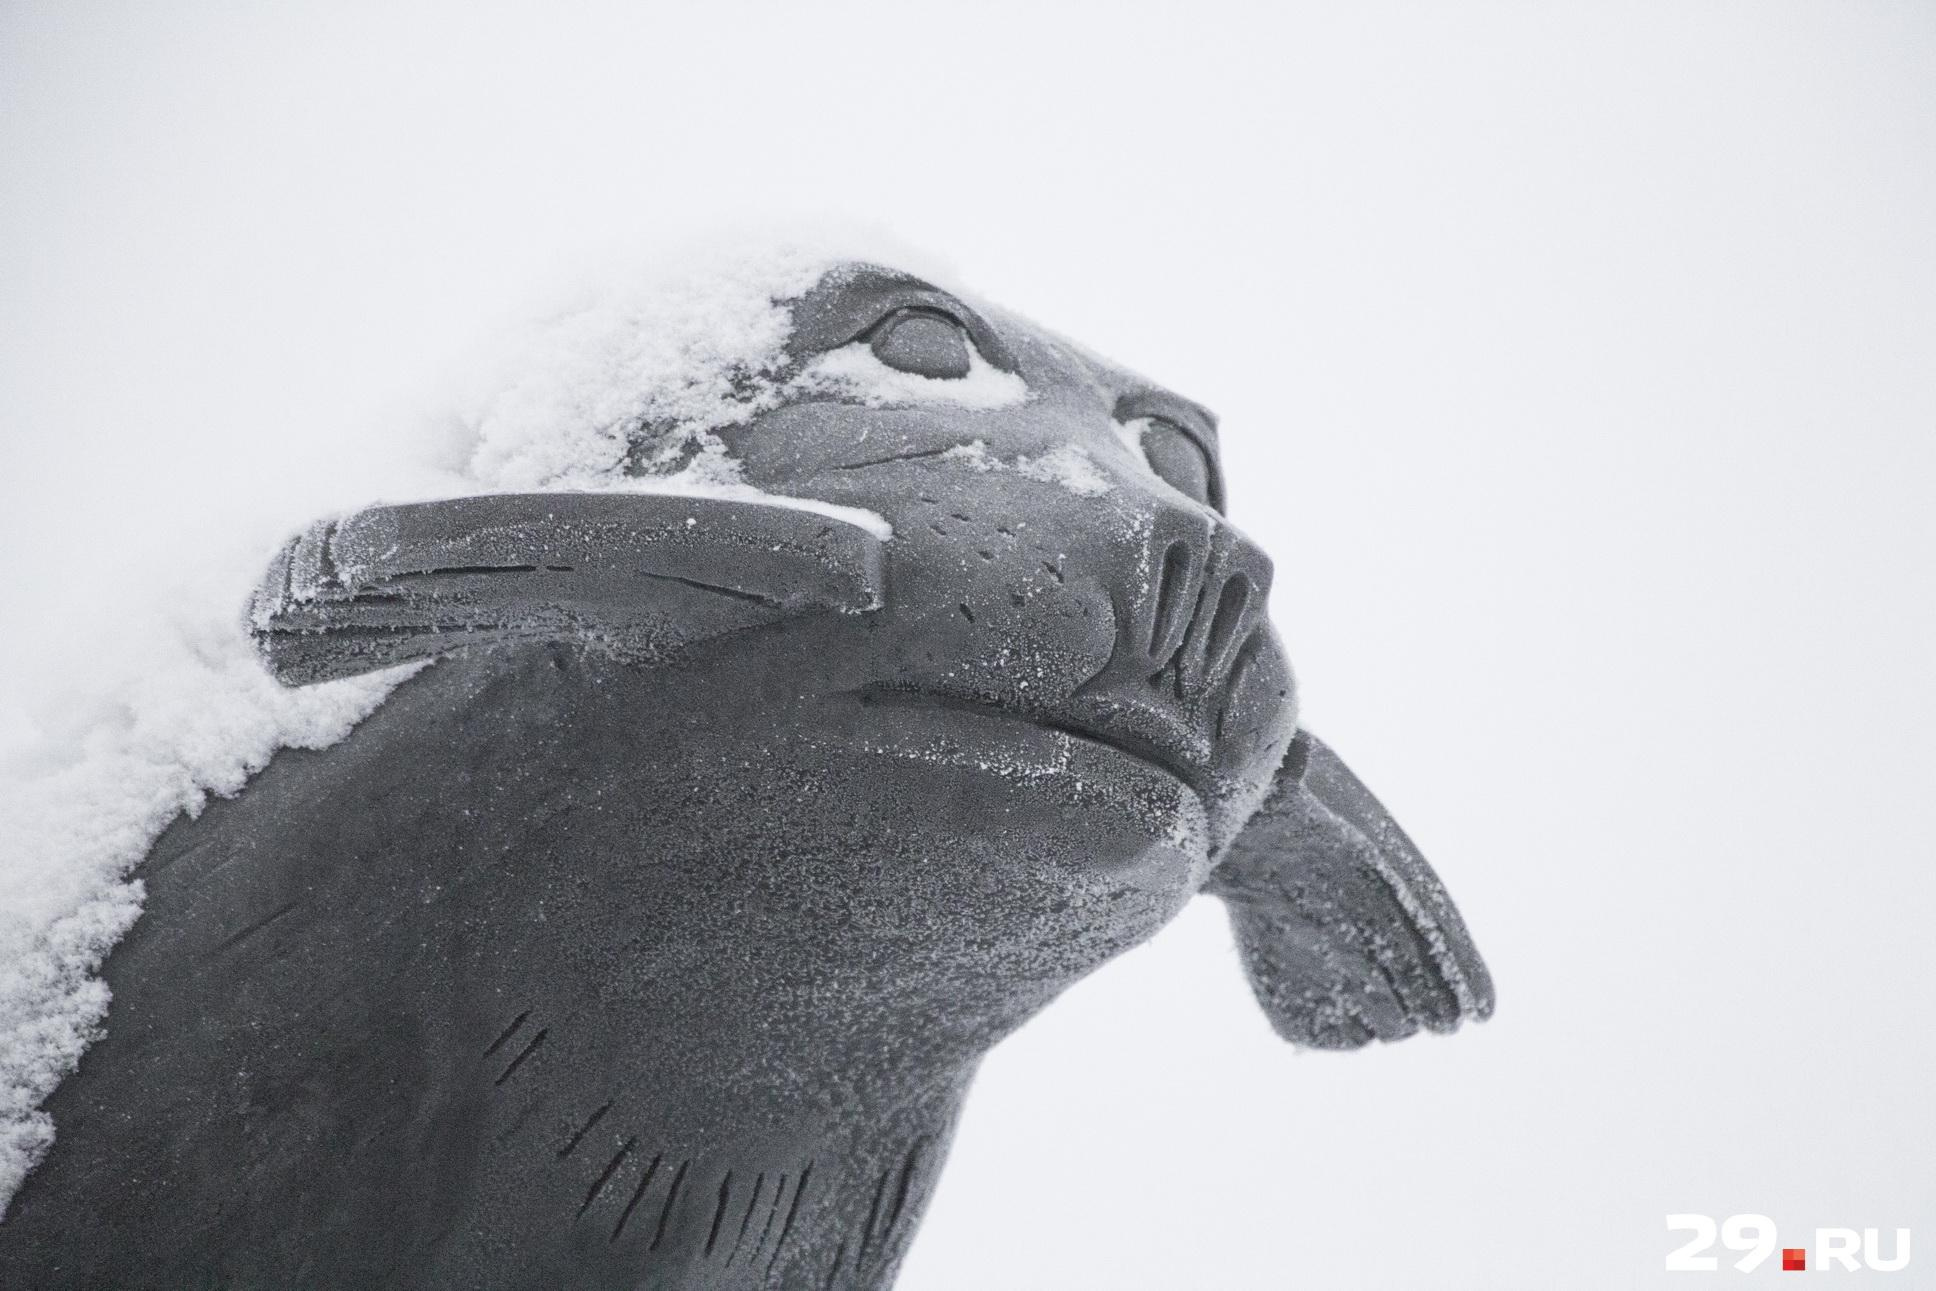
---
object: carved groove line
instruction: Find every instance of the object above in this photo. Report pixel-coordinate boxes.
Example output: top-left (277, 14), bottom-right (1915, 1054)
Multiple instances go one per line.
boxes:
top-left (557, 1102), bottom-right (612, 1159)
top-left (767, 1161), bottom-right (814, 1274)
top-left (578, 1137), bottom-right (636, 1217)
top-left (705, 1173), bottom-right (734, 1256)
top-left (755, 1173), bottom-right (788, 1265)
top-left (209, 901), bottom-right (300, 955)
top-left (859, 1169), bottom-right (891, 1259)
top-left (726, 1172), bottom-right (765, 1266)
top-left (887, 1137), bottom-right (928, 1237)
top-left (493, 1028), bottom-right (548, 1085)
top-left (611, 1153), bottom-right (664, 1243)
top-left (650, 1160), bottom-right (690, 1251)
top-left (481, 1010), bottom-right (530, 1057)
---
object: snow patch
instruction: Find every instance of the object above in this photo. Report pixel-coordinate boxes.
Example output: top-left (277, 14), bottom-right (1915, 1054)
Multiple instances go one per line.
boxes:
top-left (1113, 416), bottom-right (1156, 472)
top-left (0, 595), bottom-right (419, 1212)
top-left (792, 339), bottom-right (1028, 411)
top-left (456, 241), bottom-right (842, 491)
top-left (448, 233), bottom-right (986, 494)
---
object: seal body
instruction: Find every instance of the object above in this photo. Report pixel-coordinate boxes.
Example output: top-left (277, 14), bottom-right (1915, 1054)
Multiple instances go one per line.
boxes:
top-left (0, 262), bottom-right (1489, 1289)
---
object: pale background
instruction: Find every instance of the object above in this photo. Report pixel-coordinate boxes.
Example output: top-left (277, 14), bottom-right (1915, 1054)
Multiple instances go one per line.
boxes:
top-left (3, 3), bottom-right (1932, 1286)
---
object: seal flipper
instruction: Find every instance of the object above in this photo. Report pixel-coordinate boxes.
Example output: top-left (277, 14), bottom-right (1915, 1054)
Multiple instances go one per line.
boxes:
top-left (1205, 730), bottom-right (1495, 1049)
top-left (252, 492), bottom-right (888, 684)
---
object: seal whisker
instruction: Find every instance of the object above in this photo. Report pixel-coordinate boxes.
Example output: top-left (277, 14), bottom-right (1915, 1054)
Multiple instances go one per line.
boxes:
top-left (755, 1173), bottom-right (787, 1262)
top-left (610, 1152), bottom-right (663, 1241)
top-left (481, 1010), bottom-right (529, 1057)
top-left (832, 445), bottom-right (959, 471)
top-left (556, 1102), bottom-right (612, 1159)
top-left (726, 1172), bottom-right (765, 1265)
top-left (649, 1159), bottom-right (690, 1251)
top-left (859, 1168), bottom-right (890, 1256)
top-left (492, 1028), bottom-right (547, 1085)
top-left (705, 1173), bottom-right (733, 1256)
top-left (886, 1138), bottom-right (927, 1234)
top-left (767, 1161), bottom-right (813, 1273)
top-left (207, 901), bottom-right (299, 956)
top-left (578, 1137), bottom-right (636, 1218)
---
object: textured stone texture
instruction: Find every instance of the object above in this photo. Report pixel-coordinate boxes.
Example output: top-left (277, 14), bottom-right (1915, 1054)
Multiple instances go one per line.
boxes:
top-left (0, 263), bottom-right (1492, 1289)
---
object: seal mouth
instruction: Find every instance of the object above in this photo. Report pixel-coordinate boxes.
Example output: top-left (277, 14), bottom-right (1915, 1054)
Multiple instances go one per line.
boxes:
top-left (849, 684), bottom-right (1207, 794)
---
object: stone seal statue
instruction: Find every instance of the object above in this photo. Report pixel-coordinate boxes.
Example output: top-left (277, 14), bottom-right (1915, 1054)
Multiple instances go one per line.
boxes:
top-left (0, 256), bottom-right (1493, 1288)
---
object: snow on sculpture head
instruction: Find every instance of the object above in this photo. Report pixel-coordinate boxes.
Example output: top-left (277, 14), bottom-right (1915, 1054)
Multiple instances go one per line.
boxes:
top-left (257, 250), bottom-right (1301, 849)
top-left (445, 240), bottom-right (1023, 495)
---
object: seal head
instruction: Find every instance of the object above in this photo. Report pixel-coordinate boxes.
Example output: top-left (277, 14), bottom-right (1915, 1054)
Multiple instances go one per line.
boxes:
top-left (255, 262), bottom-right (1300, 851)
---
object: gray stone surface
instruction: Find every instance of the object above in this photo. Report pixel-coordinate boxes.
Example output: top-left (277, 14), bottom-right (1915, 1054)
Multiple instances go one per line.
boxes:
top-left (0, 263), bottom-right (1493, 1288)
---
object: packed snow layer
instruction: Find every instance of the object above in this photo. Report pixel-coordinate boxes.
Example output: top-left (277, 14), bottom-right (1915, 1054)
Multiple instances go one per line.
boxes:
top-left (448, 233), bottom-right (980, 493)
top-left (0, 231), bottom-right (977, 1213)
top-left (0, 600), bottom-right (418, 1210)
top-left (457, 242), bottom-right (841, 491)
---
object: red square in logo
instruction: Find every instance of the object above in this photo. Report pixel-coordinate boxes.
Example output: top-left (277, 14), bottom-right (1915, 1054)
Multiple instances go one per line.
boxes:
top-left (1782, 1247), bottom-right (1807, 1271)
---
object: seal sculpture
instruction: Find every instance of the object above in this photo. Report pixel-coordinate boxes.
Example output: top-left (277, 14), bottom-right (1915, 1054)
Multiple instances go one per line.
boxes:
top-left (0, 258), bottom-right (1493, 1288)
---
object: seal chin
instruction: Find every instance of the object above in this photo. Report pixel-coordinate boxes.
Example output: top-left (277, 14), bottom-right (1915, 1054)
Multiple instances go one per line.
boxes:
top-left (820, 682), bottom-right (1216, 893)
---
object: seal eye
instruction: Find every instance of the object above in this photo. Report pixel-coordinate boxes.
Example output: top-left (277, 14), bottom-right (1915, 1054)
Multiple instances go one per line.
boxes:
top-left (868, 308), bottom-right (973, 380)
top-left (1141, 417), bottom-right (1216, 507)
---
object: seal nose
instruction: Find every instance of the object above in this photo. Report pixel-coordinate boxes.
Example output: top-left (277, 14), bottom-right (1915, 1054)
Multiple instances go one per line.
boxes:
top-left (1145, 534), bottom-right (1266, 709)
top-left (1070, 507), bottom-right (1293, 783)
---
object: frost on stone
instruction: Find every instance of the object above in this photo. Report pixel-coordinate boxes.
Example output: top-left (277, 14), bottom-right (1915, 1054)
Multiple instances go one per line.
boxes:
top-left (942, 441), bottom-right (1111, 497)
top-left (607, 474), bottom-right (896, 542)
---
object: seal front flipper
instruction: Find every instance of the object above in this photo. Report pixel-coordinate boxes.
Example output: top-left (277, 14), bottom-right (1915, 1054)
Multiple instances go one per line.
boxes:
top-left (1205, 730), bottom-right (1495, 1049)
top-left (252, 491), bottom-right (888, 683)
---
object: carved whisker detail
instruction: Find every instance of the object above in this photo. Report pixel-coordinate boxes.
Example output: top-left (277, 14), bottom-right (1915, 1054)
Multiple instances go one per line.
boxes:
top-left (481, 1010), bottom-right (530, 1058)
top-left (887, 1138), bottom-right (928, 1236)
top-left (705, 1173), bottom-right (733, 1257)
top-left (650, 1160), bottom-right (690, 1252)
top-left (556, 1102), bottom-right (612, 1159)
top-left (725, 1172), bottom-right (764, 1266)
top-left (755, 1173), bottom-right (787, 1264)
top-left (767, 1162), bottom-right (813, 1274)
top-left (859, 1168), bottom-right (891, 1258)
top-left (610, 1153), bottom-right (664, 1243)
top-left (577, 1138), bottom-right (636, 1218)
top-left (492, 1028), bottom-right (547, 1086)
